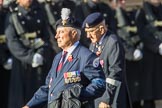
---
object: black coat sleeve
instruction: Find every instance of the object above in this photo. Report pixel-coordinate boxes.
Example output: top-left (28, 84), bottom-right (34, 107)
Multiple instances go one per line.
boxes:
top-left (5, 14), bottom-right (34, 64)
top-left (136, 9), bottom-right (161, 53)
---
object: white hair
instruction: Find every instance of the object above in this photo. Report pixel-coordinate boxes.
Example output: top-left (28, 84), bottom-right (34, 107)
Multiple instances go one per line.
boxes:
top-left (76, 29), bottom-right (81, 40)
top-left (68, 27), bottom-right (81, 40)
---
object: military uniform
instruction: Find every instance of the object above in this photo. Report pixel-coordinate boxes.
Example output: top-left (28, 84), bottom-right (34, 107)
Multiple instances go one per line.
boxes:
top-left (82, 12), bottom-right (132, 108)
top-left (136, 1), bottom-right (162, 100)
top-left (5, 1), bottom-right (54, 108)
top-left (24, 8), bottom-right (106, 108)
top-left (115, 6), bottom-right (144, 103)
top-left (38, 0), bottom-right (62, 53)
top-left (26, 43), bottom-right (106, 108)
top-left (135, 1), bottom-right (162, 108)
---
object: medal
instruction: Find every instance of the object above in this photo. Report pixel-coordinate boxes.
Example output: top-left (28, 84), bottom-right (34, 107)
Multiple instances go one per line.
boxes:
top-left (95, 44), bottom-right (104, 56)
top-left (64, 71), bottom-right (81, 84)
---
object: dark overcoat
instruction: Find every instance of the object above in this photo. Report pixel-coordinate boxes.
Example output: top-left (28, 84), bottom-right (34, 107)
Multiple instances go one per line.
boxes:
top-left (136, 2), bottom-right (162, 100)
top-left (5, 1), bottom-right (54, 108)
top-left (26, 43), bottom-right (106, 108)
top-left (90, 31), bottom-right (132, 108)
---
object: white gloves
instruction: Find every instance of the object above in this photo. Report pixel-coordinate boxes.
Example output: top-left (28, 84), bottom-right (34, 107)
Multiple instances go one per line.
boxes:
top-left (159, 43), bottom-right (162, 56)
top-left (133, 49), bottom-right (143, 61)
top-left (32, 53), bottom-right (43, 68)
top-left (3, 58), bottom-right (12, 70)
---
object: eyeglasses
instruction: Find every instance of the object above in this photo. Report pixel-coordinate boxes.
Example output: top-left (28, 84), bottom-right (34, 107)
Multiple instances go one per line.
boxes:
top-left (85, 27), bottom-right (100, 34)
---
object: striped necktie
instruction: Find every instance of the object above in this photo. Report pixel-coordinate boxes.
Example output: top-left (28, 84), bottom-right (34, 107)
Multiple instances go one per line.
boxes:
top-left (57, 51), bottom-right (68, 72)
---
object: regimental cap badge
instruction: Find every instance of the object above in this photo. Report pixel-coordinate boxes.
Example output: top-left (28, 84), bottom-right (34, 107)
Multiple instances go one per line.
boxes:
top-left (85, 23), bottom-right (89, 28)
top-left (61, 8), bottom-right (71, 26)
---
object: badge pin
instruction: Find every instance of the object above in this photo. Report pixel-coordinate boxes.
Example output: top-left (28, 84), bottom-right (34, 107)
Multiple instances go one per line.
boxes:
top-left (64, 71), bottom-right (81, 84)
top-left (85, 23), bottom-right (89, 28)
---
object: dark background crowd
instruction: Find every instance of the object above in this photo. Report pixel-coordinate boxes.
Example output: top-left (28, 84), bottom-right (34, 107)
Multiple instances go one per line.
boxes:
top-left (1, 0), bottom-right (162, 108)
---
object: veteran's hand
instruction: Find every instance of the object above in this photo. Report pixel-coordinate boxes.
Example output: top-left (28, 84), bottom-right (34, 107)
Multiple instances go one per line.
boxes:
top-left (99, 102), bottom-right (111, 108)
top-left (22, 106), bottom-right (29, 108)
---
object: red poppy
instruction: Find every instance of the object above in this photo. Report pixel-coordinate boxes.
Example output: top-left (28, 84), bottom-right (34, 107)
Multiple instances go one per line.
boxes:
top-left (100, 60), bottom-right (104, 68)
top-left (68, 55), bottom-right (73, 62)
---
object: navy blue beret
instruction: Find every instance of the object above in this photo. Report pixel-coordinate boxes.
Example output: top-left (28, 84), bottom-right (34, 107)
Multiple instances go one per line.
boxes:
top-left (82, 12), bottom-right (104, 28)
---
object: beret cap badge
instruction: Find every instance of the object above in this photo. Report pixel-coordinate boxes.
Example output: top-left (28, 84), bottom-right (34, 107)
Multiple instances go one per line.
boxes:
top-left (85, 23), bottom-right (89, 28)
top-left (62, 20), bottom-right (67, 26)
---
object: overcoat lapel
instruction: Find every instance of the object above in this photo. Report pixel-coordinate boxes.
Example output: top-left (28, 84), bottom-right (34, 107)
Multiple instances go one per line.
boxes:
top-left (101, 32), bottom-right (110, 49)
top-left (99, 32), bottom-right (111, 57)
top-left (48, 53), bottom-right (61, 93)
top-left (50, 45), bottom-right (81, 91)
top-left (52, 53), bottom-right (62, 78)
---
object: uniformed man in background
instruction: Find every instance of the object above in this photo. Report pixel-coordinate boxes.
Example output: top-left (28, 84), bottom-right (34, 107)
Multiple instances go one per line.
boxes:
top-left (37, 0), bottom-right (62, 53)
top-left (109, 0), bottom-right (144, 108)
top-left (136, 0), bottom-right (162, 108)
top-left (5, 0), bottom-right (55, 108)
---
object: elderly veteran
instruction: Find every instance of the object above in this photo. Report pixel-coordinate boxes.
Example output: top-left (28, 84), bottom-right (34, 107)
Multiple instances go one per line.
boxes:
top-left (82, 12), bottom-right (132, 108)
top-left (22, 8), bottom-right (106, 108)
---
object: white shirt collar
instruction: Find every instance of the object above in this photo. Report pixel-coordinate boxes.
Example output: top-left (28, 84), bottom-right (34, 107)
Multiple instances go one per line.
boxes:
top-left (63, 41), bottom-right (79, 62)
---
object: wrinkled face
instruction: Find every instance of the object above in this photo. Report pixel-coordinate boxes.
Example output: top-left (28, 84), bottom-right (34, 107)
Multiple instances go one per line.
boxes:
top-left (55, 27), bottom-right (76, 50)
top-left (85, 26), bottom-right (102, 44)
top-left (17, 0), bottom-right (33, 9)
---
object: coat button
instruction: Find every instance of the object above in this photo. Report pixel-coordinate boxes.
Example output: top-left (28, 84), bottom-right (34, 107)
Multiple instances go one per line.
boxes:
top-left (34, 10), bottom-right (37, 14)
top-left (21, 21), bottom-right (25, 25)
